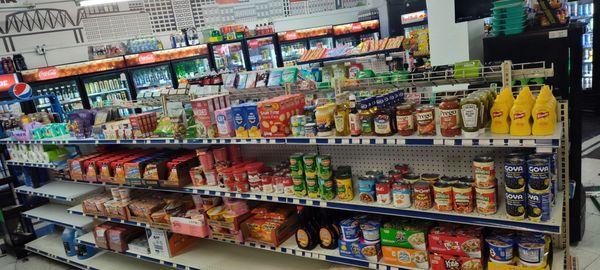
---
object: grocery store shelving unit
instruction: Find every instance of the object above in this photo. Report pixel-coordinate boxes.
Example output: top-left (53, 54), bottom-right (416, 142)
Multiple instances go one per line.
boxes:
top-left (6, 160), bottom-right (66, 169)
top-left (22, 203), bottom-right (95, 230)
top-left (3, 61), bottom-right (571, 270)
top-left (15, 181), bottom-right (103, 201)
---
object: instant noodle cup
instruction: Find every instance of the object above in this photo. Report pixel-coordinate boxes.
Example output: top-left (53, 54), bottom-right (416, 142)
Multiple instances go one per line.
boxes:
top-left (359, 220), bottom-right (381, 241)
top-left (360, 239), bottom-right (382, 263)
top-left (518, 237), bottom-right (546, 266)
top-left (339, 217), bottom-right (360, 241)
top-left (486, 235), bottom-right (514, 263)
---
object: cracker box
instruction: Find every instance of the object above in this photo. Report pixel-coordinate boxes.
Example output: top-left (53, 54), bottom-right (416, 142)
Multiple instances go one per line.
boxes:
top-left (214, 107), bottom-right (235, 138)
top-left (191, 95), bottom-right (225, 138)
top-left (231, 104), bottom-right (249, 138)
top-left (382, 246), bottom-right (429, 269)
top-left (257, 94), bottom-right (304, 137)
top-left (427, 224), bottom-right (483, 258)
top-left (240, 214), bottom-right (298, 247)
top-left (380, 220), bottom-right (431, 250)
top-left (430, 253), bottom-right (484, 270)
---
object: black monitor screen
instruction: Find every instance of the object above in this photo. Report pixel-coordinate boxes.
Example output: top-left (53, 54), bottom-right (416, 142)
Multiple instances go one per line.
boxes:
top-left (455, 0), bottom-right (493, 22)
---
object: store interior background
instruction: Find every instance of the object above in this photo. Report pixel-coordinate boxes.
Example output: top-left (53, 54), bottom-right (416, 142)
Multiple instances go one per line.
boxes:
top-left (0, 0), bottom-right (597, 269)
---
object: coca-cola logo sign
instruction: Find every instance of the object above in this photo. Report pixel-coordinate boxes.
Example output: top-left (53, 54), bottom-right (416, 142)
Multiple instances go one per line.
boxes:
top-left (137, 52), bottom-right (156, 64)
top-left (38, 67), bottom-right (59, 80)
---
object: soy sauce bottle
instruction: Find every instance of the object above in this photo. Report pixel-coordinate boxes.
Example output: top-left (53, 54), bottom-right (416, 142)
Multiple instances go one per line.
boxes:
top-left (296, 207), bottom-right (319, 250)
top-left (318, 209), bottom-right (339, 249)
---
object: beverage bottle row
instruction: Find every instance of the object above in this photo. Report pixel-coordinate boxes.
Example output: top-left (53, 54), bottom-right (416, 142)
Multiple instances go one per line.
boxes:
top-left (91, 92), bottom-right (128, 108)
top-left (133, 67), bottom-right (171, 87)
top-left (0, 57), bottom-right (15, 74)
top-left (85, 79), bottom-right (125, 94)
top-left (37, 84), bottom-right (81, 105)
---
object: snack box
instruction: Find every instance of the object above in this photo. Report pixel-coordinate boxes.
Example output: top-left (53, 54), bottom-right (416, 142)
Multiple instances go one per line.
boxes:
top-left (428, 224), bottom-right (483, 258)
top-left (191, 95), bottom-right (227, 138)
top-left (98, 155), bottom-right (129, 182)
top-left (487, 259), bottom-right (548, 270)
top-left (231, 103), bottom-right (261, 138)
top-left (380, 220), bottom-right (431, 250)
top-left (382, 246), bottom-right (429, 269)
top-left (93, 223), bottom-right (114, 249)
top-left (128, 198), bottom-right (165, 223)
top-left (211, 227), bottom-right (244, 242)
top-left (107, 224), bottom-right (144, 252)
top-left (170, 210), bottom-right (209, 238)
top-left (214, 108), bottom-right (235, 138)
top-left (82, 194), bottom-right (111, 216)
top-left (104, 200), bottom-right (131, 220)
top-left (142, 158), bottom-right (169, 183)
top-left (240, 214), bottom-right (298, 247)
top-left (430, 253), bottom-right (484, 270)
top-left (111, 154), bottom-right (149, 184)
top-left (257, 94), bottom-right (305, 137)
top-left (146, 228), bottom-right (196, 258)
top-left (338, 238), bottom-right (382, 262)
top-left (162, 159), bottom-right (197, 188)
top-left (69, 154), bottom-right (102, 180)
top-left (207, 206), bottom-right (252, 231)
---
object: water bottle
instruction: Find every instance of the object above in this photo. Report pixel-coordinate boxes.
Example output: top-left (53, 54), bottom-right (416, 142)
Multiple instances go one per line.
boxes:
top-left (62, 228), bottom-right (77, 257)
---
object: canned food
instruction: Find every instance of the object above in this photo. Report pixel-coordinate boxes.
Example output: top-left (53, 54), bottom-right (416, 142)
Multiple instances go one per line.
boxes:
top-left (292, 126), bottom-right (305, 137)
top-left (421, 173), bottom-right (439, 184)
top-left (388, 170), bottom-right (403, 181)
top-left (303, 154), bottom-right (317, 178)
top-left (459, 177), bottom-right (475, 187)
top-left (335, 170), bottom-right (354, 201)
top-left (440, 176), bottom-right (459, 185)
top-left (392, 181), bottom-right (412, 208)
top-left (506, 186), bottom-right (527, 220)
top-left (394, 163), bottom-right (410, 175)
top-left (473, 156), bottom-right (495, 188)
top-left (413, 181), bottom-right (432, 210)
top-left (290, 153), bottom-right (304, 178)
top-left (365, 170), bottom-right (384, 180)
top-left (505, 156), bottom-right (527, 189)
top-left (403, 174), bottom-right (420, 185)
top-left (319, 176), bottom-right (336, 200)
top-left (376, 178), bottom-right (392, 205)
top-left (317, 155), bottom-right (332, 180)
top-left (433, 182), bottom-right (453, 211)
top-left (293, 177), bottom-right (307, 197)
top-left (475, 186), bottom-right (497, 214)
top-left (306, 176), bottom-right (319, 198)
top-left (305, 123), bottom-right (317, 137)
top-left (527, 158), bottom-right (551, 190)
top-left (260, 173), bottom-right (274, 193)
top-left (452, 183), bottom-right (474, 213)
top-left (527, 188), bottom-right (551, 222)
top-left (359, 176), bottom-right (377, 203)
top-left (291, 115), bottom-right (307, 127)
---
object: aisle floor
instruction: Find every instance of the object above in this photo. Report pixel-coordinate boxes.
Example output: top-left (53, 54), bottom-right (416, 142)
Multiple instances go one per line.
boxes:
top-left (0, 253), bottom-right (70, 270)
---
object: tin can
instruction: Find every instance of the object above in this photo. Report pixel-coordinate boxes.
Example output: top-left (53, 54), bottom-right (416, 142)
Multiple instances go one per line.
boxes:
top-left (293, 176), bottom-right (307, 197)
top-left (440, 176), bottom-right (459, 185)
top-left (306, 176), bottom-right (319, 198)
top-left (527, 188), bottom-right (551, 222)
top-left (319, 176), bottom-right (336, 200)
top-left (392, 181), bottom-right (412, 208)
top-left (303, 154), bottom-right (317, 178)
top-left (473, 156), bottom-right (495, 188)
top-left (260, 173), bottom-right (274, 193)
top-left (394, 163), bottom-right (410, 175)
top-left (365, 170), bottom-right (384, 180)
top-left (506, 186), bottom-right (527, 220)
top-left (413, 181), bottom-right (432, 210)
top-left (421, 173), bottom-right (440, 185)
top-left (376, 178), bottom-right (392, 205)
top-left (433, 182), bottom-right (453, 211)
top-left (283, 174), bottom-right (294, 195)
top-left (527, 158), bottom-right (551, 191)
top-left (335, 170), bottom-right (354, 201)
top-left (291, 115), bottom-right (307, 127)
top-left (459, 177), bottom-right (476, 187)
top-left (358, 176), bottom-right (376, 203)
top-left (305, 123), bottom-right (317, 137)
top-left (452, 183), bottom-right (474, 213)
top-left (388, 170), bottom-right (403, 181)
top-left (317, 155), bottom-right (332, 179)
top-left (403, 174), bottom-right (420, 185)
top-left (505, 156), bottom-right (527, 189)
top-left (475, 186), bottom-right (497, 214)
top-left (290, 153), bottom-right (304, 178)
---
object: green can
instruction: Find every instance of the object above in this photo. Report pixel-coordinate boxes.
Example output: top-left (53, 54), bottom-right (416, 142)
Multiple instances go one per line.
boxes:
top-left (293, 176), bottom-right (307, 197)
top-left (319, 176), bottom-right (336, 200)
top-left (303, 153), bottom-right (317, 178)
top-left (316, 155), bottom-right (332, 180)
top-left (290, 153), bottom-right (304, 178)
top-left (306, 176), bottom-right (320, 198)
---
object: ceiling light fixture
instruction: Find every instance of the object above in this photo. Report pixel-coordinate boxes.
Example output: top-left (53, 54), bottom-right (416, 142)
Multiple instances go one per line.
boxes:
top-left (79, 0), bottom-right (132, 7)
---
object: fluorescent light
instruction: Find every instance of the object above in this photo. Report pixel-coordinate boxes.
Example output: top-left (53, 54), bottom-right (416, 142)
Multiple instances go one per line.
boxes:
top-left (79, 0), bottom-right (132, 7)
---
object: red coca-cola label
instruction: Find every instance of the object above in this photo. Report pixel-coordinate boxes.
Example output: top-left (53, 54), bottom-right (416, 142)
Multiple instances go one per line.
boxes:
top-left (536, 112), bottom-right (550, 119)
top-left (38, 67), bottom-right (59, 80)
top-left (351, 22), bottom-right (363, 32)
top-left (284, 31), bottom-right (298, 41)
top-left (137, 52), bottom-right (156, 64)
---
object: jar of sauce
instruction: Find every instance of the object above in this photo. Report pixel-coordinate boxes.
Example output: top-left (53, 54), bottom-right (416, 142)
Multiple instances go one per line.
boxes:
top-left (374, 97), bottom-right (393, 136)
top-left (395, 103), bottom-right (415, 136)
top-left (460, 97), bottom-right (481, 137)
top-left (439, 96), bottom-right (461, 137)
top-left (416, 104), bottom-right (436, 136)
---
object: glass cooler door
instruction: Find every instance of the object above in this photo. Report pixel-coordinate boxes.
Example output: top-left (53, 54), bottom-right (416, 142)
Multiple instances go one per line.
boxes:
top-left (212, 42), bottom-right (246, 72)
top-left (31, 79), bottom-right (84, 116)
top-left (82, 72), bottom-right (131, 109)
top-left (247, 36), bottom-right (278, 70)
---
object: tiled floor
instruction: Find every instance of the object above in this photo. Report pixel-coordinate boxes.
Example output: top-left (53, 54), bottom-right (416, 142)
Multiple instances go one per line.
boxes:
top-left (571, 156), bottom-right (600, 269)
top-left (0, 253), bottom-right (71, 270)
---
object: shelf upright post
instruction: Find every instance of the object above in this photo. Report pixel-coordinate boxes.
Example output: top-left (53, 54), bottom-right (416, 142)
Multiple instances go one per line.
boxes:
top-left (501, 60), bottom-right (513, 88)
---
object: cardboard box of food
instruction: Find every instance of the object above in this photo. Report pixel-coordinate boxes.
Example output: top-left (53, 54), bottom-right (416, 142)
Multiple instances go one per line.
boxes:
top-left (382, 246), bottom-right (429, 269)
top-left (430, 253), bottom-right (484, 270)
top-left (338, 238), bottom-right (382, 262)
top-left (380, 220), bottom-right (430, 250)
top-left (146, 228), bottom-right (196, 258)
top-left (240, 214), bottom-right (298, 247)
top-left (427, 224), bottom-right (483, 258)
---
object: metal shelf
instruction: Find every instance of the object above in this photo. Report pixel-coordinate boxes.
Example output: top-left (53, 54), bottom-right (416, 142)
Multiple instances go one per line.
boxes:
top-left (6, 160), bottom-right (66, 169)
top-left (23, 204), bottom-right (94, 230)
top-left (87, 88), bottom-right (128, 97)
top-left (0, 124), bottom-right (562, 148)
top-left (67, 180), bottom-right (563, 234)
top-left (26, 233), bottom-right (169, 270)
top-left (37, 98), bottom-right (82, 109)
top-left (297, 47), bottom-right (405, 65)
top-left (15, 181), bottom-right (102, 201)
top-left (76, 232), bottom-right (338, 270)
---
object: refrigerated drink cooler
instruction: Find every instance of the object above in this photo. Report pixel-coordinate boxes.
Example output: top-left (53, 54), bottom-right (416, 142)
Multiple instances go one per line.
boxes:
top-left (211, 41), bottom-right (247, 72)
top-left (30, 79), bottom-right (83, 117)
top-left (568, 1), bottom-right (594, 90)
top-left (246, 35), bottom-right (280, 70)
top-left (172, 57), bottom-right (211, 84)
top-left (130, 64), bottom-right (173, 99)
top-left (81, 72), bottom-right (131, 110)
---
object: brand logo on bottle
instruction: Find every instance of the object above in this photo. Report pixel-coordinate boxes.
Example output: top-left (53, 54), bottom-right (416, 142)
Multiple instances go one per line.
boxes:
top-left (38, 67), bottom-right (58, 80)
top-left (514, 112), bottom-right (526, 119)
top-left (536, 112), bottom-right (550, 119)
top-left (137, 52), bottom-right (156, 64)
top-left (492, 111), bottom-right (503, 118)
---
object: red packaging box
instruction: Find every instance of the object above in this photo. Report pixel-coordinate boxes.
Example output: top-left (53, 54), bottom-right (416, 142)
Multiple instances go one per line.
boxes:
top-left (429, 253), bottom-right (483, 270)
top-left (427, 224), bottom-right (483, 258)
top-left (69, 154), bottom-right (102, 180)
top-left (93, 223), bottom-right (114, 249)
top-left (257, 94), bottom-right (305, 137)
top-left (191, 96), bottom-right (221, 138)
top-left (107, 224), bottom-right (144, 252)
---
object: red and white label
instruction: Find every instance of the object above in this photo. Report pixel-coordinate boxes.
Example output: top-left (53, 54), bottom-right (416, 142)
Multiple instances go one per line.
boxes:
top-left (514, 112), bottom-right (526, 119)
top-left (351, 22), bottom-right (363, 32)
top-left (137, 52), bottom-right (156, 64)
top-left (0, 74), bottom-right (18, 92)
top-left (284, 31), bottom-right (298, 41)
top-left (37, 67), bottom-right (59, 81)
top-left (536, 112), bottom-right (550, 119)
top-left (492, 111), bottom-right (503, 118)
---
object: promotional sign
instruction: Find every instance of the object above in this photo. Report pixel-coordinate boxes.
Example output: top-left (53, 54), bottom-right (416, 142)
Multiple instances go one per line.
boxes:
top-left (137, 52), bottom-right (157, 65)
top-left (9, 82), bottom-right (32, 100)
top-left (0, 73), bottom-right (18, 92)
top-left (37, 67), bottom-right (59, 81)
top-left (401, 10), bottom-right (427, 25)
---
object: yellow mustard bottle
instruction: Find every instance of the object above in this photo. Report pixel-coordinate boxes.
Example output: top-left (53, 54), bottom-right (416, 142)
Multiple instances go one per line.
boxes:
top-left (518, 86), bottom-right (535, 110)
top-left (531, 85), bottom-right (557, 136)
top-left (509, 97), bottom-right (532, 136)
top-left (490, 98), bottom-right (511, 134)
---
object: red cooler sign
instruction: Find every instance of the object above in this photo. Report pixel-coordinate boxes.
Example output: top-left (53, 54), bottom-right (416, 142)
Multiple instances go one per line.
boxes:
top-left (38, 67), bottom-right (59, 81)
top-left (137, 52), bottom-right (157, 64)
top-left (0, 74), bottom-right (18, 92)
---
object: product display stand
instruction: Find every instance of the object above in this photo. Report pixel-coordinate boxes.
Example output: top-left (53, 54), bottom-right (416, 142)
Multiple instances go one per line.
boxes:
top-left (3, 60), bottom-right (573, 270)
